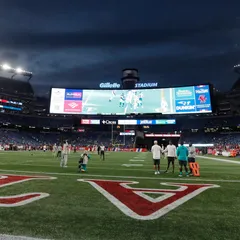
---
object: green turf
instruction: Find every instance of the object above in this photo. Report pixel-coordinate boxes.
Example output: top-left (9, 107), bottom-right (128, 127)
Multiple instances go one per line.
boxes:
top-left (0, 151), bottom-right (240, 240)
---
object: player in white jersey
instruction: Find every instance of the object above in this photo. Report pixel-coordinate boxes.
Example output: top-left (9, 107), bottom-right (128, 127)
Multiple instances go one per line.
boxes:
top-left (161, 98), bottom-right (168, 113)
top-left (126, 90), bottom-right (133, 104)
top-left (109, 90), bottom-right (116, 102)
top-left (133, 93), bottom-right (139, 111)
top-left (100, 144), bottom-right (105, 160)
top-left (53, 144), bottom-right (57, 157)
top-left (68, 144), bottom-right (71, 154)
top-left (151, 140), bottom-right (162, 174)
top-left (60, 141), bottom-right (69, 168)
top-left (163, 141), bottom-right (177, 173)
top-left (43, 145), bottom-right (47, 152)
top-left (57, 145), bottom-right (62, 158)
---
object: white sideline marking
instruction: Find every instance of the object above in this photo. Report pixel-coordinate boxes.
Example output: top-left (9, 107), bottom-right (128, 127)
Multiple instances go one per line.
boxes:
top-left (122, 164), bottom-right (143, 167)
top-left (0, 169), bottom-right (240, 183)
top-left (129, 159), bottom-right (145, 162)
top-left (200, 156), bottom-right (240, 164)
top-left (0, 234), bottom-right (50, 240)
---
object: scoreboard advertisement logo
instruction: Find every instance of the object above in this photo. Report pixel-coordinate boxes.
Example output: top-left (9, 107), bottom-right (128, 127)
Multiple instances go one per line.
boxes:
top-left (64, 89), bottom-right (83, 113)
top-left (175, 99), bottom-right (196, 113)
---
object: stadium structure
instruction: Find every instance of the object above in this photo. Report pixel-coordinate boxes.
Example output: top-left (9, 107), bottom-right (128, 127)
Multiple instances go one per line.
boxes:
top-left (0, 66), bottom-right (239, 152)
top-left (1, 64), bottom-right (240, 240)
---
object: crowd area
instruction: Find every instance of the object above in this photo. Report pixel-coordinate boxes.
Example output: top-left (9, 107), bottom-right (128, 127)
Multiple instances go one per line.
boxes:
top-left (0, 129), bottom-right (134, 150)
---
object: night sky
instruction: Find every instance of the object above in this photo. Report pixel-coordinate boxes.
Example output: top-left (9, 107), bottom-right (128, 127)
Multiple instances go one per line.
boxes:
top-left (1, 0), bottom-right (240, 94)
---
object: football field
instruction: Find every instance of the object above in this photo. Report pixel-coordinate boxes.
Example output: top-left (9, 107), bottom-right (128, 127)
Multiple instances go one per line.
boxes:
top-left (0, 151), bottom-right (240, 240)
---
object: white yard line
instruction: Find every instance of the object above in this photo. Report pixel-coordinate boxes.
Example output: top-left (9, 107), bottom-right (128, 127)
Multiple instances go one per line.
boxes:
top-left (0, 234), bottom-right (50, 240)
top-left (199, 156), bottom-right (240, 164)
top-left (0, 169), bottom-right (240, 183)
top-left (129, 159), bottom-right (145, 162)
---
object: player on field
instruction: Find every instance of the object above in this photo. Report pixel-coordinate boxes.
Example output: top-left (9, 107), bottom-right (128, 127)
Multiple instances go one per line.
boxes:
top-left (132, 92), bottom-right (138, 112)
top-left (68, 144), bottom-right (71, 154)
top-left (119, 93), bottom-right (125, 107)
top-left (163, 141), bottom-right (177, 173)
top-left (53, 143), bottom-right (57, 157)
top-left (100, 144), bottom-right (105, 160)
top-left (60, 141), bottom-right (69, 168)
top-left (138, 91), bottom-right (143, 107)
top-left (177, 142), bottom-right (189, 177)
top-left (43, 145), bottom-right (47, 152)
top-left (125, 90), bottom-right (134, 109)
top-left (188, 143), bottom-right (196, 175)
top-left (161, 98), bottom-right (168, 113)
top-left (79, 150), bottom-right (91, 172)
top-left (109, 90), bottom-right (116, 102)
top-left (151, 140), bottom-right (162, 174)
top-left (57, 144), bottom-right (62, 158)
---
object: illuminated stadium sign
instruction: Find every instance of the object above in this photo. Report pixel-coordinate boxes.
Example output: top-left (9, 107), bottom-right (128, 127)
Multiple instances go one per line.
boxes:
top-left (145, 134), bottom-right (181, 137)
top-left (99, 82), bottom-right (158, 89)
top-left (49, 85), bottom-right (212, 115)
top-left (81, 119), bottom-right (100, 125)
top-left (118, 119), bottom-right (176, 125)
top-left (102, 120), bottom-right (117, 125)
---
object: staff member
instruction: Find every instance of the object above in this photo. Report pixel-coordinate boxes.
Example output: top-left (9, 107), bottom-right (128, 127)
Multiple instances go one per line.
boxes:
top-left (163, 141), bottom-right (177, 173)
top-left (151, 140), bottom-right (162, 175)
top-left (57, 144), bottom-right (62, 158)
top-left (97, 145), bottom-right (100, 155)
top-left (177, 141), bottom-right (189, 177)
top-left (60, 141), bottom-right (69, 168)
top-left (188, 143), bottom-right (196, 175)
top-left (100, 144), bottom-right (105, 160)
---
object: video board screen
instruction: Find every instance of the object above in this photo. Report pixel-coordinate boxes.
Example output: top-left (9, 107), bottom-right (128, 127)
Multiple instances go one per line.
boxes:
top-left (49, 85), bottom-right (212, 115)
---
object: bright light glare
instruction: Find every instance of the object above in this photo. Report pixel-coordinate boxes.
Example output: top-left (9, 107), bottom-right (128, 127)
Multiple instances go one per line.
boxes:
top-left (16, 68), bottom-right (23, 73)
top-left (2, 64), bottom-right (11, 70)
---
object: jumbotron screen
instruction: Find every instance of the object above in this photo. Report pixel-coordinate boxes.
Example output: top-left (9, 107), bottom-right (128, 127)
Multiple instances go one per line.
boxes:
top-left (49, 85), bottom-right (212, 115)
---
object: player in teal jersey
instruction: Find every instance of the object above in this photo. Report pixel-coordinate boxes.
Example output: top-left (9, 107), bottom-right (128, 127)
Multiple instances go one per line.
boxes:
top-left (176, 142), bottom-right (189, 177)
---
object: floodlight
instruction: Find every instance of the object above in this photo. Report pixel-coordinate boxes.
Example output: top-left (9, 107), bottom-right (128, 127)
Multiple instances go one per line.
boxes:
top-left (0, 63), bottom-right (33, 81)
top-left (16, 67), bottom-right (23, 73)
top-left (2, 64), bottom-right (11, 70)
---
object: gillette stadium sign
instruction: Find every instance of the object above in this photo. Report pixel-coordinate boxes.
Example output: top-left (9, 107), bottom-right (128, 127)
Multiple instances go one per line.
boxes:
top-left (99, 82), bottom-right (158, 89)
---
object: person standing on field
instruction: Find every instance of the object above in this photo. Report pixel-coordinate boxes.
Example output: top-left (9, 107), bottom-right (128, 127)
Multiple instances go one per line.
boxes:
top-left (151, 140), bottom-right (162, 175)
top-left (60, 141), bottom-right (69, 168)
top-left (100, 144), bottom-right (105, 160)
top-left (188, 142), bottom-right (196, 175)
top-left (177, 141), bottom-right (189, 177)
top-left (163, 141), bottom-right (177, 173)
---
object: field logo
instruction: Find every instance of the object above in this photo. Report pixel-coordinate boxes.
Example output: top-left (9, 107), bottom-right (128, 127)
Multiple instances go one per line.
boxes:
top-left (79, 179), bottom-right (219, 220)
top-left (0, 175), bottom-right (56, 207)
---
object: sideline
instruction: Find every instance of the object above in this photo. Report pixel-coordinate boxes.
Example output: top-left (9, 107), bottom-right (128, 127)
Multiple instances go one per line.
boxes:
top-left (0, 234), bottom-right (50, 240)
top-left (0, 168), bottom-right (240, 183)
top-left (199, 156), bottom-right (240, 164)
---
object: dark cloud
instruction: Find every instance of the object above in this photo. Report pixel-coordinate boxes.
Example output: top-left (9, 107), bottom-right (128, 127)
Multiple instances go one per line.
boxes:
top-left (0, 0), bottom-right (240, 95)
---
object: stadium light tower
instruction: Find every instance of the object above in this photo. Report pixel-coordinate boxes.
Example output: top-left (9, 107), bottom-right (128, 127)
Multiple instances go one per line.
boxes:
top-left (0, 63), bottom-right (33, 81)
top-left (233, 64), bottom-right (240, 74)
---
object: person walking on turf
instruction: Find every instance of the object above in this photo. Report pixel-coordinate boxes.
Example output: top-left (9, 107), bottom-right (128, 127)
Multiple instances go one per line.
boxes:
top-left (188, 143), bottom-right (196, 175)
top-left (177, 141), bottom-right (189, 177)
top-left (151, 140), bottom-right (162, 175)
top-left (163, 141), bottom-right (177, 173)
